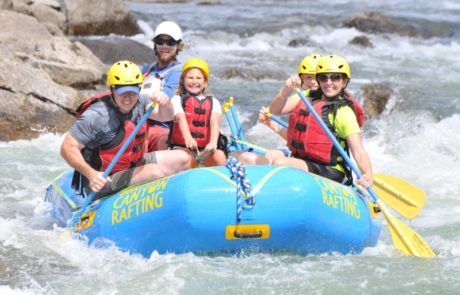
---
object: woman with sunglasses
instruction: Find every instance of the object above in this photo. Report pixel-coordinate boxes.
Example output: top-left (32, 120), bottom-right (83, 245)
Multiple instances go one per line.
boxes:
top-left (271, 54), bottom-right (372, 188)
top-left (140, 21), bottom-right (185, 152)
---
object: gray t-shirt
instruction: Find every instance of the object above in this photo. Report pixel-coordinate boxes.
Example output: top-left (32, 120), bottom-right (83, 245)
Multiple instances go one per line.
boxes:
top-left (70, 95), bottom-right (150, 150)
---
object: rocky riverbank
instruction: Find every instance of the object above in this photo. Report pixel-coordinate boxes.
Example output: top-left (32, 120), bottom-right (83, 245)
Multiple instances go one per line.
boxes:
top-left (1, 0), bottom-right (440, 141)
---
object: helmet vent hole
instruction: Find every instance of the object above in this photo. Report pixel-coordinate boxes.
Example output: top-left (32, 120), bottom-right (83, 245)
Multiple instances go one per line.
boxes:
top-left (338, 65), bottom-right (343, 69)
top-left (114, 76), bottom-right (120, 81)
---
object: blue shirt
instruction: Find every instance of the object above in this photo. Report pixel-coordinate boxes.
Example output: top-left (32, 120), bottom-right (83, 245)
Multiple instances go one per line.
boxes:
top-left (140, 60), bottom-right (182, 98)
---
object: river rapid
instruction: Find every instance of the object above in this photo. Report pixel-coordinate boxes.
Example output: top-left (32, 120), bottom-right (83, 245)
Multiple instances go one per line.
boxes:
top-left (1, 0), bottom-right (460, 294)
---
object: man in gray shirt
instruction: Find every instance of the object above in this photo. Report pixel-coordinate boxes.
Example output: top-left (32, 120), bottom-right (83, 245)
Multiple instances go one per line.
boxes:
top-left (61, 60), bottom-right (192, 199)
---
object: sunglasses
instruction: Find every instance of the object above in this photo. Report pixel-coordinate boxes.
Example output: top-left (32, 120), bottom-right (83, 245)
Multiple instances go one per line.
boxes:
top-left (154, 38), bottom-right (178, 47)
top-left (318, 74), bottom-right (343, 82)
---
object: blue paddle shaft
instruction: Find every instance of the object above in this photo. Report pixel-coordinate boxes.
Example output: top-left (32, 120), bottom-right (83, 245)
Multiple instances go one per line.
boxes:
top-left (225, 111), bottom-right (238, 138)
top-left (296, 91), bottom-right (378, 202)
top-left (230, 104), bottom-right (245, 140)
top-left (69, 103), bottom-right (156, 228)
top-left (224, 110), bottom-right (244, 150)
top-left (269, 114), bottom-right (288, 129)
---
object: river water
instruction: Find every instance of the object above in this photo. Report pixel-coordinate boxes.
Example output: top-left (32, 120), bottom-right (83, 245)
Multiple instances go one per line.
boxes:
top-left (1, 0), bottom-right (460, 294)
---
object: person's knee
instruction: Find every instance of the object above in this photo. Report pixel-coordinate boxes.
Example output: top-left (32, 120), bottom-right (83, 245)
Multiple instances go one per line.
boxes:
top-left (174, 149), bottom-right (193, 169)
top-left (134, 164), bottom-right (166, 183)
top-left (272, 157), bottom-right (285, 166)
top-left (212, 150), bottom-right (227, 166)
top-left (265, 150), bottom-right (280, 164)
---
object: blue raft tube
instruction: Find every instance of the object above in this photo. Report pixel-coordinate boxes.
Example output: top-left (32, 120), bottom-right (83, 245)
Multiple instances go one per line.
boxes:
top-left (45, 164), bottom-right (381, 257)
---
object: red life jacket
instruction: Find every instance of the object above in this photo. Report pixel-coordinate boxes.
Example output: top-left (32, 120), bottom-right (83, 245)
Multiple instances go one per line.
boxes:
top-left (75, 92), bottom-right (110, 118)
top-left (169, 95), bottom-right (213, 148)
top-left (287, 94), bottom-right (364, 165)
top-left (76, 94), bottom-right (148, 174)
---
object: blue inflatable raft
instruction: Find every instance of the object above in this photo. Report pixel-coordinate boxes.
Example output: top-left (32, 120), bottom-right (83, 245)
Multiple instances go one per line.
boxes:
top-left (44, 165), bottom-right (381, 257)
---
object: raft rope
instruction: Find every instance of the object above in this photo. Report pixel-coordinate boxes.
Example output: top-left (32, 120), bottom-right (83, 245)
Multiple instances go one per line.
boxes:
top-left (225, 156), bottom-right (254, 222)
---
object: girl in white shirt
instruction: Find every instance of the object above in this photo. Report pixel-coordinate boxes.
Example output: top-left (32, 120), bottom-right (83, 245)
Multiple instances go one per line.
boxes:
top-left (169, 58), bottom-right (227, 167)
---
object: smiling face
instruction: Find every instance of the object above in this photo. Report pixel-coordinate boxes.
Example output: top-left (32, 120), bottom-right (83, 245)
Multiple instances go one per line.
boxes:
top-left (154, 34), bottom-right (179, 67)
top-left (317, 73), bottom-right (348, 98)
top-left (183, 68), bottom-right (207, 95)
top-left (299, 74), bottom-right (319, 91)
top-left (112, 90), bottom-right (139, 113)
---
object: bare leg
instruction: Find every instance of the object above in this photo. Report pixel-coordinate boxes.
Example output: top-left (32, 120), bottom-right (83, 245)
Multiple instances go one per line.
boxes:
top-left (130, 149), bottom-right (192, 184)
top-left (204, 150), bottom-right (227, 166)
top-left (264, 149), bottom-right (286, 164)
top-left (238, 149), bottom-right (287, 165)
top-left (238, 151), bottom-right (270, 165)
top-left (272, 156), bottom-right (309, 172)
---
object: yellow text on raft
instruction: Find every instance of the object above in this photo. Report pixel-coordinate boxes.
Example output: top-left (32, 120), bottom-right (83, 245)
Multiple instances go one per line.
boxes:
top-left (111, 178), bottom-right (169, 225)
top-left (315, 177), bottom-right (361, 220)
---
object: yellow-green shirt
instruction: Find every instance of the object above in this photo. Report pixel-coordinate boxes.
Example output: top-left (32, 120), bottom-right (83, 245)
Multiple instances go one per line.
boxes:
top-left (328, 105), bottom-right (361, 173)
top-left (289, 95), bottom-right (361, 173)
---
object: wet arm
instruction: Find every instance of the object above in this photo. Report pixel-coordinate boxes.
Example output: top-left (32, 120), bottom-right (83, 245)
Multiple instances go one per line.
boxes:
top-left (266, 119), bottom-right (287, 140)
top-left (346, 133), bottom-right (373, 186)
top-left (60, 132), bottom-right (98, 181)
top-left (259, 107), bottom-right (288, 140)
top-left (269, 76), bottom-right (301, 115)
top-left (209, 112), bottom-right (221, 146)
top-left (148, 91), bottom-right (174, 121)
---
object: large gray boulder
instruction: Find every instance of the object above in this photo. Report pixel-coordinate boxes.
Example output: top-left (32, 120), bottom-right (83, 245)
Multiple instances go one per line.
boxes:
top-left (361, 83), bottom-right (393, 118)
top-left (0, 10), bottom-right (105, 140)
top-left (30, 0), bottom-right (61, 9)
top-left (76, 36), bottom-right (155, 66)
top-left (0, 0), bottom-right (12, 9)
top-left (344, 11), bottom-right (431, 38)
top-left (30, 2), bottom-right (66, 30)
top-left (0, 58), bottom-right (79, 141)
top-left (221, 67), bottom-right (285, 81)
top-left (132, 0), bottom-right (190, 2)
top-left (64, 0), bottom-right (140, 36)
top-left (0, 10), bottom-right (104, 87)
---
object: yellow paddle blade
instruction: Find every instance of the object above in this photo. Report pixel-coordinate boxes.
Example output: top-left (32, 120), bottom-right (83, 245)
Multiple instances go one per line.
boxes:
top-left (377, 200), bottom-right (435, 257)
top-left (373, 174), bottom-right (426, 219)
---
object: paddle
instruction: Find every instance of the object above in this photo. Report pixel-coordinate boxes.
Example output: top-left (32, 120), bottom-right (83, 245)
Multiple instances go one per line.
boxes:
top-left (373, 174), bottom-right (426, 219)
top-left (232, 138), bottom-right (268, 155)
top-left (265, 112), bottom-right (288, 129)
top-left (69, 102), bottom-right (158, 229)
top-left (223, 100), bottom-right (242, 150)
top-left (223, 99), bottom-right (269, 155)
top-left (228, 97), bottom-right (245, 141)
top-left (267, 108), bottom-right (427, 219)
top-left (296, 90), bottom-right (435, 257)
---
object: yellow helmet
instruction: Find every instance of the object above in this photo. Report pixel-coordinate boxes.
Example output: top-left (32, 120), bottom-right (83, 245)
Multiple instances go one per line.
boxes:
top-left (182, 58), bottom-right (209, 81)
top-left (316, 55), bottom-right (351, 79)
top-left (107, 60), bottom-right (143, 87)
top-left (298, 53), bottom-right (321, 75)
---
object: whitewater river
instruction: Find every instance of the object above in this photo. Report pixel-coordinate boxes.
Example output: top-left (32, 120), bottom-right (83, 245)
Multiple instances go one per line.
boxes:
top-left (1, 0), bottom-right (460, 294)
